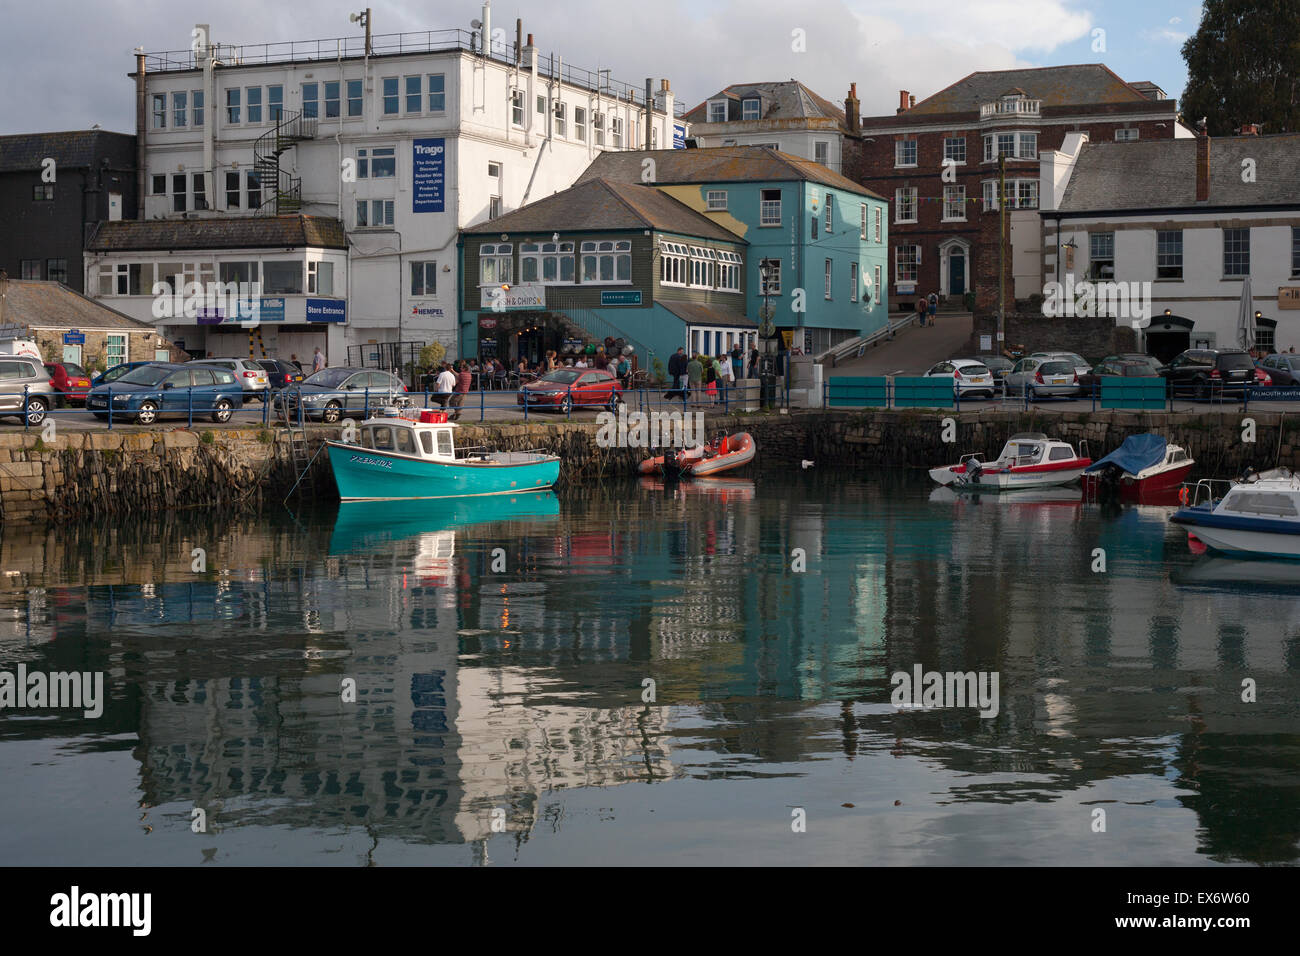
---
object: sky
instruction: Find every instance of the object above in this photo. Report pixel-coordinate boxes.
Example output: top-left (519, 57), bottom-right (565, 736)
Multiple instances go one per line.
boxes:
top-left (0, 0), bottom-right (1206, 135)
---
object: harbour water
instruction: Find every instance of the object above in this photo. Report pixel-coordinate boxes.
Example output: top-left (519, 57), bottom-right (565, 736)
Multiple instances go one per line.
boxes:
top-left (1, 472), bottom-right (1297, 866)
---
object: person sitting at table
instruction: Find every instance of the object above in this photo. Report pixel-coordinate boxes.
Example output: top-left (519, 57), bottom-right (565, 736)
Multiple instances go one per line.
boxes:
top-left (493, 360), bottom-right (509, 389)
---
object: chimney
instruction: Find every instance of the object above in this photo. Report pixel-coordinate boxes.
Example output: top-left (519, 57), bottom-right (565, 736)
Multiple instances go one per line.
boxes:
top-left (1237, 123), bottom-right (1260, 136)
top-left (909, 94), bottom-right (916, 109)
top-left (1196, 131), bottom-right (1210, 202)
top-left (660, 79), bottom-right (670, 92)
top-left (897, 90), bottom-right (910, 114)
top-left (845, 83), bottom-right (860, 134)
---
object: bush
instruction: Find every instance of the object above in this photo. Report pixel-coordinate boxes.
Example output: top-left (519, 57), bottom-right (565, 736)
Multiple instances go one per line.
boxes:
top-left (651, 358), bottom-right (665, 383)
top-left (419, 342), bottom-right (446, 370)
top-left (257, 429), bottom-right (273, 444)
top-left (199, 431), bottom-right (215, 445)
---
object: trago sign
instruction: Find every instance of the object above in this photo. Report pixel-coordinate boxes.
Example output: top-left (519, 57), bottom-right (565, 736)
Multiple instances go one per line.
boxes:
top-left (413, 138), bottom-right (446, 213)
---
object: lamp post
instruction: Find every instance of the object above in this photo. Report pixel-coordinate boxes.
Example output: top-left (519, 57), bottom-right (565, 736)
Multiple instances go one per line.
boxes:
top-left (758, 260), bottom-right (777, 406)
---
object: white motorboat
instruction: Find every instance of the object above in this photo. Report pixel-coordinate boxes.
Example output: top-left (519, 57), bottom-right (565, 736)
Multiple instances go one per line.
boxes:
top-left (1170, 468), bottom-right (1300, 558)
top-left (928, 432), bottom-right (1092, 492)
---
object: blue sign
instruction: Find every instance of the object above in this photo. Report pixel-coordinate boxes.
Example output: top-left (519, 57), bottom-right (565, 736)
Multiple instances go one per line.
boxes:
top-left (63, 330), bottom-right (85, 345)
top-left (259, 297), bottom-right (286, 322)
top-left (673, 123), bottom-right (687, 149)
top-left (306, 298), bottom-right (347, 323)
top-left (1248, 387), bottom-right (1300, 401)
top-left (412, 138), bottom-right (446, 213)
top-left (600, 290), bottom-right (642, 306)
top-left (196, 307), bottom-right (223, 325)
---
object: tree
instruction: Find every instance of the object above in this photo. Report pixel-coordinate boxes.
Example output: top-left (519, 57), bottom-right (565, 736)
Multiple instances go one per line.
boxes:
top-left (419, 341), bottom-right (446, 370)
top-left (1180, 0), bottom-right (1300, 136)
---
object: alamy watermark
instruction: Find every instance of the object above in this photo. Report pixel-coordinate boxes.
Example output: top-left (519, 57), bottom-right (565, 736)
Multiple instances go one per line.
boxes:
top-left (890, 665), bottom-right (999, 718)
top-left (596, 406), bottom-right (704, 448)
top-left (150, 280), bottom-right (264, 326)
top-left (0, 665), bottom-right (104, 718)
top-left (1041, 278), bottom-right (1151, 323)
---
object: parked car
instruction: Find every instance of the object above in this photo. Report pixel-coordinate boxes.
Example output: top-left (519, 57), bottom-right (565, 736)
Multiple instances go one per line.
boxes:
top-left (44, 362), bottom-right (92, 406)
top-left (1004, 358), bottom-right (1081, 399)
top-left (1077, 359), bottom-right (1159, 392)
top-left (1160, 348), bottom-right (1255, 398)
top-left (517, 368), bottom-right (622, 413)
top-left (1029, 351), bottom-right (1090, 379)
top-left (257, 358), bottom-right (306, 391)
top-left (85, 363), bottom-right (244, 424)
top-left (91, 361), bottom-right (154, 387)
top-left (923, 359), bottom-right (996, 399)
top-left (187, 358), bottom-right (270, 402)
top-left (978, 355), bottom-right (1015, 385)
top-left (0, 357), bottom-right (58, 424)
top-left (1257, 353), bottom-right (1300, 386)
top-left (1099, 352), bottom-right (1165, 374)
top-left (278, 367), bottom-right (407, 423)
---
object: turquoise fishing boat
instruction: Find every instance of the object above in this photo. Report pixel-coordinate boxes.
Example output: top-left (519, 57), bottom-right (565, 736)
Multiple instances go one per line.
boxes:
top-left (325, 410), bottom-right (560, 501)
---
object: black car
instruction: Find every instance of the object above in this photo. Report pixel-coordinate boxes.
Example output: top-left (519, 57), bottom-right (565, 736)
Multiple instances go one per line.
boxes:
top-left (277, 367), bottom-right (406, 423)
top-left (1160, 348), bottom-right (1255, 397)
top-left (977, 355), bottom-right (1015, 384)
top-left (258, 358), bottom-right (305, 390)
top-left (1100, 352), bottom-right (1165, 374)
top-left (1078, 359), bottom-right (1158, 392)
top-left (1257, 353), bottom-right (1300, 386)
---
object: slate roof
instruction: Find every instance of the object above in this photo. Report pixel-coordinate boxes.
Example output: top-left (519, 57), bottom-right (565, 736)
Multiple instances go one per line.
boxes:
top-left (0, 280), bottom-right (156, 330)
top-left (462, 178), bottom-right (745, 243)
top-left (658, 301), bottom-right (756, 328)
top-left (0, 130), bottom-right (135, 172)
top-left (1057, 134), bottom-right (1300, 212)
top-left (86, 215), bottom-right (348, 252)
top-left (906, 64), bottom-right (1159, 115)
top-left (578, 147), bottom-right (885, 199)
top-left (683, 80), bottom-right (846, 126)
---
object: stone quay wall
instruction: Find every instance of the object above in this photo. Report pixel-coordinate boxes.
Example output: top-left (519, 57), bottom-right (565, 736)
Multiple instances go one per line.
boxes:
top-left (0, 409), bottom-right (1295, 522)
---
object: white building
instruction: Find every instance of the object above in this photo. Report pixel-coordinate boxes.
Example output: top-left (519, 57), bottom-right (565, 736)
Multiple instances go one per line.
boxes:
top-left (85, 4), bottom-right (682, 368)
top-left (1042, 131), bottom-right (1300, 359)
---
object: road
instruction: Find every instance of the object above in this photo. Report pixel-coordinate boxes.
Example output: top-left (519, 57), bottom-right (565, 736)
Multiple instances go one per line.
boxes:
top-left (827, 312), bottom-right (974, 377)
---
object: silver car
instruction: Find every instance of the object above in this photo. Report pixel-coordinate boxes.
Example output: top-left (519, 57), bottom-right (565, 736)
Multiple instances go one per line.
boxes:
top-left (188, 358), bottom-right (270, 402)
top-left (1030, 351), bottom-right (1090, 379)
top-left (0, 357), bottom-right (58, 424)
top-left (1003, 358), bottom-right (1081, 400)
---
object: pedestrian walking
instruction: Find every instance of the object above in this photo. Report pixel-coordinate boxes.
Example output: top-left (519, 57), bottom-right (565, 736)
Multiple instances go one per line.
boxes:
top-left (449, 360), bottom-right (472, 420)
top-left (927, 292), bottom-right (938, 326)
top-left (290, 354), bottom-right (303, 373)
top-left (687, 353), bottom-right (704, 404)
top-left (312, 347), bottom-right (326, 373)
top-left (747, 347), bottom-right (760, 378)
top-left (666, 346), bottom-right (687, 399)
top-left (434, 363), bottom-right (456, 409)
top-left (730, 344), bottom-right (744, 381)
top-left (915, 298), bottom-right (927, 327)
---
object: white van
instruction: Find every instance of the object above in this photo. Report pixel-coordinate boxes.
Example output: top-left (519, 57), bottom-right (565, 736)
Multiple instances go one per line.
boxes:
top-left (0, 338), bottom-right (43, 361)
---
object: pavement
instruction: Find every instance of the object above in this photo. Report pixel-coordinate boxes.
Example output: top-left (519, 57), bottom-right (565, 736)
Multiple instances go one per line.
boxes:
top-left (828, 312), bottom-right (975, 377)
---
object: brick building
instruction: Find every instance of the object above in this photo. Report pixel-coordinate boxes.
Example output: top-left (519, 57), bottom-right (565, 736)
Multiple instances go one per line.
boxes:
top-left (843, 66), bottom-right (1192, 317)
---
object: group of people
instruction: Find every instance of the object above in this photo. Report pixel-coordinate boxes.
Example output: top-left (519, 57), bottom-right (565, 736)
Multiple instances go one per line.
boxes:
top-left (914, 293), bottom-right (939, 327)
top-left (455, 347), bottom-right (635, 386)
top-left (665, 344), bottom-right (759, 401)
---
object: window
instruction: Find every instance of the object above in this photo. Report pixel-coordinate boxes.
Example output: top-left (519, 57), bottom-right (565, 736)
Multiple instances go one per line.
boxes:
top-left (896, 245), bottom-right (919, 283)
top-left (706, 190), bottom-right (727, 211)
top-left (1115, 128), bottom-right (1139, 142)
top-left (32, 184), bottom-right (53, 201)
top-left (689, 247), bottom-right (714, 288)
top-left (1293, 227), bottom-right (1300, 276)
top-left (172, 173), bottom-right (187, 212)
top-left (106, 334), bottom-right (127, 367)
top-left (1014, 180), bottom-right (1038, 208)
top-left (479, 243), bottom-right (513, 284)
top-left (716, 250), bottom-right (742, 292)
top-left (874, 265), bottom-right (882, 302)
top-left (1089, 232), bottom-right (1115, 280)
top-left (742, 98), bottom-right (760, 120)
top-left (811, 211), bottom-right (818, 240)
top-left (427, 74), bottom-right (445, 112)
top-left (895, 139), bottom-right (917, 166)
top-left (1256, 326), bottom-right (1276, 351)
top-left (151, 93), bottom-right (166, 129)
top-left (193, 90), bottom-right (204, 127)
top-left (357, 146), bottom-right (396, 179)
top-left (345, 79), bottom-right (363, 117)
top-left (760, 188), bottom-right (781, 226)
top-left (611, 116), bottom-right (624, 148)
top-left (759, 258), bottom-right (781, 295)
top-left (850, 262), bottom-right (858, 301)
top-left (860, 204), bottom-right (867, 239)
top-left (1223, 227), bottom-right (1250, 277)
top-left (660, 241), bottom-right (687, 286)
top-left (824, 259), bottom-right (833, 299)
top-left (357, 199), bottom-right (395, 227)
top-left (98, 264), bottom-right (143, 296)
top-left (1157, 230), bottom-right (1183, 279)
top-left (172, 91), bottom-right (187, 128)
top-left (825, 195), bottom-right (833, 232)
top-left (219, 262), bottom-right (258, 286)
top-left (246, 170), bottom-right (261, 209)
top-left (307, 261), bottom-right (334, 295)
top-left (814, 141), bottom-right (829, 165)
top-left (46, 259), bottom-right (68, 283)
top-left (246, 86), bottom-right (262, 123)
top-left (578, 240), bottom-right (630, 283)
top-left (523, 241), bottom-right (576, 283)
top-left (487, 161), bottom-right (501, 218)
top-left (225, 88), bottom-right (240, 124)
top-left (323, 81), bottom-right (339, 118)
top-left (874, 207), bottom-right (882, 242)
top-left (192, 172), bottom-right (207, 210)
top-left (574, 106), bottom-right (587, 142)
top-left (225, 171), bottom-right (241, 208)
top-left (301, 82), bottom-right (318, 119)
top-left (489, 196), bottom-right (502, 218)
top-left (944, 137), bottom-right (966, 164)
top-left (943, 185), bottom-right (965, 220)
top-left (984, 132), bottom-right (1036, 161)
top-left (554, 101), bottom-right (567, 137)
top-left (151, 174), bottom-right (166, 196)
top-left (263, 261), bottom-right (303, 294)
top-left (982, 180), bottom-right (999, 211)
top-left (407, 261), bottom-right (436, 296)
top-left (20, 260), bottom-right (39, 279)
top-left (1020, 132), bottom-right (1037, 158)
top-left (895, 187), bottom-right (917, 223)
top-left (511, 89), bottom-right (525, 126)
top-left (267, 85), bottom-right (283, 121)
top-left (593, 112), bottom-right (605, 146)
top-left (382, 77), bottom-right (399, 115)
top-left (708, 100), bottom-right (727, 123)
top-left (404, 75), bottom-right (421, 113)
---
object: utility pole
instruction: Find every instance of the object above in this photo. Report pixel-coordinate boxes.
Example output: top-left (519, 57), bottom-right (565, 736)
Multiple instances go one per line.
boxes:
top-left (998, 154), bottom-right (1006, 351)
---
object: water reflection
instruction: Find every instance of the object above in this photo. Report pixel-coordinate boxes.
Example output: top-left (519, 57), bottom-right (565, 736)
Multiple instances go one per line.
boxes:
top-left (1, 473), bottom-right (1298, 864)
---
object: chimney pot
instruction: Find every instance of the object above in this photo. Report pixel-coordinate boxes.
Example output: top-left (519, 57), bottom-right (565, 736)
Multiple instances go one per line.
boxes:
top-left (898, 90), bottom-right (910, 114)
top-left (909, 94), bottom-right (916, 108)
top-left (526, 33), bottom-right (533, 46)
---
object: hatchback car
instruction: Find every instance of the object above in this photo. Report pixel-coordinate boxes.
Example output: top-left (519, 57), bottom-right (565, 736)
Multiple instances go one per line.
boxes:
top-left (517, 368), bottom-right (622, 413)
top-left (1161, 348), bottom-right (1255, 398)
top-left (258, 359), bottom-right (305, 391)
top-left (1257, 353), bottom-right (1300, 386)
top-left (92, 361), bottom-right (154, 387)
top-left (44, 362), bottom-right (93, 406)
top-left (1004, 358), bottom-right (1081, 399)
top-left (924, 359), bottom-right (996, 399)
top-left (977, 355), bottom-right (1015, 385)
top-left (1099, 353), bottom-right (1165, 374)
top-left (278, 367), bottom-right (407, 423)
top-left (85, 363), bottom-right (245, 424)
top-left (0, 358), bottom-right (58, 424)
top-left (1029, 351), bottom-right (1090, 379)
top-left (1077, 359), bottom-right (1159, 392)
top-left (188, 358), bottom-right (270, 402)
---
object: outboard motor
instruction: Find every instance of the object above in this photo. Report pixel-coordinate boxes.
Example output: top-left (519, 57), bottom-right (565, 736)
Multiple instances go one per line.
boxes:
top-left (966, 458), bottom-right (983, 484)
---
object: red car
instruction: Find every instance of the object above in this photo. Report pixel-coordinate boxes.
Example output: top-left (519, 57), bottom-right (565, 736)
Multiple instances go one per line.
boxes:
top-left (45, 362), bottom-right (93, 406)
top-left (517, 368), bottom-right (622, 413)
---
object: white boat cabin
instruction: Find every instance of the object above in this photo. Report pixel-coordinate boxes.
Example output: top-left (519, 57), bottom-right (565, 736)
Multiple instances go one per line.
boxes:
top-left (354, 416), bottom-right (460, 461)
top-left (992, 433), bottom-right (1084, 466)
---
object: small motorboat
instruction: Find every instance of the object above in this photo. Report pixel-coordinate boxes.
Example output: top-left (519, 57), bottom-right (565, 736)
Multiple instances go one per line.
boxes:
top-left (638, 445), bottom-right (706, 475)
top-left (1082, 433), bottom-right (1194, 502)
top-left (325, 409), bottom-right (560, 500)
top-left (1170, 468), bottom-right (1300, 558)
top-left (644, 432), bottom-right (756, 478)
top-left (928, 432), bottom-right (1091, 492)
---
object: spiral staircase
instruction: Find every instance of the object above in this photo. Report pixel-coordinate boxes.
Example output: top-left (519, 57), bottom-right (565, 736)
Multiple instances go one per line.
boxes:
top-left (252, 109), bottom-right (317, 216)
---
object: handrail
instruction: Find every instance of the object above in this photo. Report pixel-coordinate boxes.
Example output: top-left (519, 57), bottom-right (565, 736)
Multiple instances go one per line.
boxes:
top-left (818, 313), bottom-right (919, 365)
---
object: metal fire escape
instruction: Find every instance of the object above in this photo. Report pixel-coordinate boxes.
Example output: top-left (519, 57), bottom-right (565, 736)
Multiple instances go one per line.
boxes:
top-left (252, 109), bottom-right (316, 215)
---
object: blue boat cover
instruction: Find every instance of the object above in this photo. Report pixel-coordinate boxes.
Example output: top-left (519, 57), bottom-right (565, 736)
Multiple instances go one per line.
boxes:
top-left (1085, 433), bottom-right (1166, 474)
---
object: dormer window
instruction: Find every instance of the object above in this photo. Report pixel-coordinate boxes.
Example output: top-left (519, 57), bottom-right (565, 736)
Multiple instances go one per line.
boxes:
top-left (708, 99), bottom-right (727, 123)
top-left (742, 97), bottom-right (761, 120)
